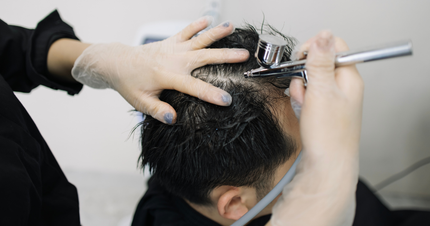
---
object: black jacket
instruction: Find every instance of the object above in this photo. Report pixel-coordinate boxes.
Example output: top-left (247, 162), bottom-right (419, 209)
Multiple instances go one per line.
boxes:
top-left (0, 10), bottom-right (82, 226)
top-left (132, 177), bottom-right (430, 226)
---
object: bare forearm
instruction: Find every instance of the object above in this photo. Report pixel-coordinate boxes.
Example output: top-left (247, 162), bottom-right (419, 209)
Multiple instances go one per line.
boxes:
top-left (47, 38), bottom-right (91, 83)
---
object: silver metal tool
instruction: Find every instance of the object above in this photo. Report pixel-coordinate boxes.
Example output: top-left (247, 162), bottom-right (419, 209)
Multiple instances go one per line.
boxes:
top-left (244, 35), bottom-right (413, 82)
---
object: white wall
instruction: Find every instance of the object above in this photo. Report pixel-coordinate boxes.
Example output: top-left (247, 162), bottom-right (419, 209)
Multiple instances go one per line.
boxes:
top-left (1, 0), bottom-right (429, 198)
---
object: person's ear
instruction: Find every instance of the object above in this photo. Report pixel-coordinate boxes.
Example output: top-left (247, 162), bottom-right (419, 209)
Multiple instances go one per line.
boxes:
top-left (217, 188), bottom-right (249, 221)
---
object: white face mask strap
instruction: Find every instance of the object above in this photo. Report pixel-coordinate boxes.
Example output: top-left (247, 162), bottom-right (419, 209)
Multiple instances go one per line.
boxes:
top-left (231, 151), bottom-right (303, 226)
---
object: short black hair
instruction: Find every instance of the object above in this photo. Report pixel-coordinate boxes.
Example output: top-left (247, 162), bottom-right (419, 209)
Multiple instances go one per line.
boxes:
top-left (139, 24), bottom-right (297, 205)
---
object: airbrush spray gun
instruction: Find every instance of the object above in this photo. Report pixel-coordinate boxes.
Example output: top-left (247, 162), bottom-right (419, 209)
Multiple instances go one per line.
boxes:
top-left (232, 36), bottom-right (413, 226)
top-left (244, 34), bottom-right (413, 83)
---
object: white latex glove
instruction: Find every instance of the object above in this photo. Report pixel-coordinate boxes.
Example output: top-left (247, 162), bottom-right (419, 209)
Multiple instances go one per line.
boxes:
top-left (270, 31), bottom-right (364, 226)
top-left (71, 17), bottom-right (249, 124)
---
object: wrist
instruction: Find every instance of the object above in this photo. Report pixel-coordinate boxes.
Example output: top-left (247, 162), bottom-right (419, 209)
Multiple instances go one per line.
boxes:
top-left (299, 149), bottom-right (359, 189)
top-left (47, 38), bottom-right (92, 82)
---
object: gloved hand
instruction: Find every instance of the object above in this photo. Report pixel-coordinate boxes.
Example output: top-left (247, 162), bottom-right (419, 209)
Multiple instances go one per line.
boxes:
top-left (270, 31), bottom-right (364, 226)
top-left (71, 17), bottom-right (249, 124)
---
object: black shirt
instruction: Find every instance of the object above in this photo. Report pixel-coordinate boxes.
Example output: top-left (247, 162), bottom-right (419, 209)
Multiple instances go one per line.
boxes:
top-left (0, 10), bottom-right (82, 226)
top-left (132, 177), bottom-right (430, 226)
top-left (131, 177), bottom-right (271, 226)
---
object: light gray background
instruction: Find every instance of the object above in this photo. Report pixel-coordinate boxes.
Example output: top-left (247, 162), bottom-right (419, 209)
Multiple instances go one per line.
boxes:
top-left (1, 0), bottom-right (429, 225)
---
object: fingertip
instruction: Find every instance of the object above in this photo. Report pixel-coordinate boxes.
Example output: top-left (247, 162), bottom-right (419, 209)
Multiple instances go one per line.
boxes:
top-left (238, 49), bottom-right (250, 60)
top-left (205, 88), bottom-right (232, 106)
top-left (315, 30), bottom-right (335, 51)
top-left (162, 104), bottom-right (178, 124)
top-left (164, 112), bottom-right (174, 125)
top-left (156, 109), bottom-right (177, 125)
top-left (204, 16), bottom-right (214, 27)
top-left (172, 74), bottom-right (232, 107)
top-left (284, 88), bottom-right (290, 97)
top-left (179, 16), bottom-right (214, 41)
top-left (289, 78), bottom-right (305, 105)
top-left (188, 20), bottom-right (235, 50)
top-left (196, 15), bottom-right (214, 29)
top-left (150, 103), bottom-right (177, 125)
top-left (209, 86), bottom-right (232, 106)
top-left (221, 93), bottom-right (232, 106)
top-left (228, 24), bottom-right (236, 35)
top-left (230, 26), bottom-right (236, 35)
top-left (334, 37), bottom-right (350, 52)
top-left (217, 20), bottom-right (235, 35)
top-left (318, 30), bottom-right (333, 39)
top-left (202, 86), bottom-right (232, 107)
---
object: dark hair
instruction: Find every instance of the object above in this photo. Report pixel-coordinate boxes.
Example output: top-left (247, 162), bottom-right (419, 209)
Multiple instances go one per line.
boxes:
top-left (139, 24), bottom-right (297, 205)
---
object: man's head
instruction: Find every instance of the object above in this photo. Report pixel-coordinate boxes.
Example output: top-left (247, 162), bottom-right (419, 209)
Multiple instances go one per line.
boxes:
top-left (139, 25), bottom-right (301, 223)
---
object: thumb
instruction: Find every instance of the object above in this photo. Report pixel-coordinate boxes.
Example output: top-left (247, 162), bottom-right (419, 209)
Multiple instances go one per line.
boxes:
top-left (305, 31), bottom-right (336, 88)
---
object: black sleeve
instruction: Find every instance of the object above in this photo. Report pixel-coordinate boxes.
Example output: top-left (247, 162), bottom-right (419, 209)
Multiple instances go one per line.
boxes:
top-left (0, 10), bottom-right (83, 95)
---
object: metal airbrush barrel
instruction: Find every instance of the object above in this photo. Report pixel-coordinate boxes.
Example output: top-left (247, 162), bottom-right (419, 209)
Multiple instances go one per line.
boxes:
top-left (335, 40), bottom-right (412, 65)
top-left (244, 39), bottom-right (413, 79)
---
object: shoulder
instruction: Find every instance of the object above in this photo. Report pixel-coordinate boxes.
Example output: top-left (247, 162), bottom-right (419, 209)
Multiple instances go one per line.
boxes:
top-left (132, 177), bottom-right (193, 226)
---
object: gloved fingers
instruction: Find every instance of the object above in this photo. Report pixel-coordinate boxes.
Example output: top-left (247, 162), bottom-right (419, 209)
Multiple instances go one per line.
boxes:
top-left (167, 73), bottom-right (232, 106)
top-left (305, 31), bottom-right (336, 88)
top-left (176, 16), bottom-right (213, 42)
top-left (333, 37), bottom-right (349, 52)
top-left (188, 21), bottom-right (235, 50)
top-left (289, 78), bottom-right (306, 119)
top-left (296, 36), bottom-right (345, 59)
top-left (132, 92), bottom-right (177, 124)
top-left (335, 65), bottom-right (364, 101)
top-left (186, 48), bottom-right (249, 69)
top-left (331, 38), bottom-right (364, 100)
top-left (294, 36), bottom-right (317, 60)
top-left (298, 34), bottom-right (362, 98)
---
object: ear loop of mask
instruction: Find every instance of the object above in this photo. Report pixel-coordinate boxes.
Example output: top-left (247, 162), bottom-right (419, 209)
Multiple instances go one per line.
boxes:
top-left (231, 151), bottom-right (303, 226)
